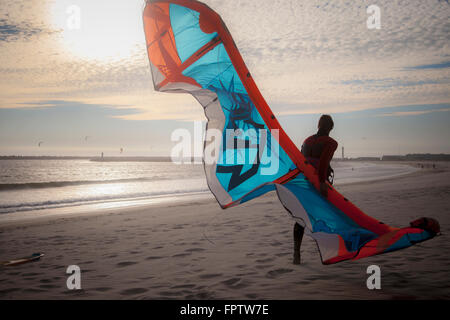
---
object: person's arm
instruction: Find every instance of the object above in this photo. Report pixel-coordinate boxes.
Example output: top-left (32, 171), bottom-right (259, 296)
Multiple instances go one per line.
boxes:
top-left (318, 139), bottom-right (337, 195)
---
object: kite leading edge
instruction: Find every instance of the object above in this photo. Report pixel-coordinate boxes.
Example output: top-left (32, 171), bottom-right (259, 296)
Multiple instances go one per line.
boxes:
top-left (143, 0), bottom-right (439, 264)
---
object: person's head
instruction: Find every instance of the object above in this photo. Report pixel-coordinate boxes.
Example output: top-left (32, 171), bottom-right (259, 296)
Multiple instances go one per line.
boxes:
top-left (317, 114), bottom-right (334, 135)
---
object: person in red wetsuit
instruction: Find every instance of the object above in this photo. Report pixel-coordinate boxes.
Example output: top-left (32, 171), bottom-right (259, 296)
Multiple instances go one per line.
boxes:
top-left (293, 114), bottom-right (338, 265)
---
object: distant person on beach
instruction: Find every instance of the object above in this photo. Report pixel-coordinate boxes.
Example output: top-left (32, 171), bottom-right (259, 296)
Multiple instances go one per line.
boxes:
top-left (292, 114), bottom-right (338, 265)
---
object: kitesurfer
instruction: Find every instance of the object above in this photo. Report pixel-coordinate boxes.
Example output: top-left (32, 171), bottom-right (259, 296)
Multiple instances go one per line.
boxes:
top-left (293, 114), bottom-right (338, 264)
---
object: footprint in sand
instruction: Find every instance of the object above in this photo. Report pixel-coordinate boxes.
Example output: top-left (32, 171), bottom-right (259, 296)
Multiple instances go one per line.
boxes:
top-left (275, 252), bottom-right (290, 257)
top-left (270, 241), bottom-right (283, 247)
top-left (39, 284), bottom-right (59, 289)
top-left (158, 291), bottom-right (181, 297)
top-left (119, 288), bottom-right (148, 296)
top-left (221, 277), bottom-right (247, 289)
top-left (172, 253), bottom-right (191, 258)
top-left (171, 284), bottom-right (196, 289)
top-left (256, 257), bottom-right (274, 263)
top-left (0, 288), bottom-right (20, 295)
top-left (145, 256), bottom-right (164, 260)
top-left (53, 265), bottom-right (66, 270)
top-left (266, 268), bottom-right (293, 278)
top-left (22, 272), bottom-right (40, 277)
top-left (63, 289), bottom-right (86, 297)
top-left (93, 287), bottom-right (112, 292)
top-left (39, 279), bottom-right (53, 283)
top-left (186, 248), bottom-right (205, 252)
top-left (116, 261), bottom-right (138, 268)
top-left (199, 273), bottom-right (222, 279)
top-left (81, 269), bottom-right (94, 273)
top-left (190, 291), bottom-right (214, 299)
top-left (23, 288), bottom-right (46, 293)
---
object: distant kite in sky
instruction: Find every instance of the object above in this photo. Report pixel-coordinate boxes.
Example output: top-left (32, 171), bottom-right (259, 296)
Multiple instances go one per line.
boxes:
top-left (38, 141), bottom-right (43, 147)
top-left (143, 0), bottom-right (440, 264)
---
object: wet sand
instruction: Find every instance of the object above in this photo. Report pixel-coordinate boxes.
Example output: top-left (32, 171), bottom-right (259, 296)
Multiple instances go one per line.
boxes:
top-left (0, 163), bottom-right (449, 299)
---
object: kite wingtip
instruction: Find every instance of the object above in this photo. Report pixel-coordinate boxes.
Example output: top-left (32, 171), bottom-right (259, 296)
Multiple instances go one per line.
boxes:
top-left (410, 217), bottom-right (440, 235)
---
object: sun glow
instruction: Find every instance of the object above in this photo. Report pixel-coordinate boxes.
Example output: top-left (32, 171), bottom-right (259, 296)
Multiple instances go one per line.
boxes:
top-left (50, 0), bottom-right (145, 62)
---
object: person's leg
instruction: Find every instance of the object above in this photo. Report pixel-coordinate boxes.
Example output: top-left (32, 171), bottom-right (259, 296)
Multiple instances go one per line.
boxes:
top-left (293, 222), bottom-right (304, 265)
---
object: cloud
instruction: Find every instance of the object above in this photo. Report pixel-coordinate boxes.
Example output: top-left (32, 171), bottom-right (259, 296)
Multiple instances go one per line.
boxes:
top-left (379, 107), bottom-right (450, 117)
top-left (0, 19), bottom-right (48, 42)
top-left (404, 61), bottom-right (450, 70)
top-left (340, 78), bottom-right (449, 88)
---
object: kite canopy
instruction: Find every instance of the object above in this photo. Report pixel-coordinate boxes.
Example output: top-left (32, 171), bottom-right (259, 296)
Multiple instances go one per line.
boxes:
top-left (143, 0), bottom-right (437, 264)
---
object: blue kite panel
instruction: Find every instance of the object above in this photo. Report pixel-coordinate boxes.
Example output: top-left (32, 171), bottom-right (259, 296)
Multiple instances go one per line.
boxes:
top-left (170, 4), bottom-right (218, 63)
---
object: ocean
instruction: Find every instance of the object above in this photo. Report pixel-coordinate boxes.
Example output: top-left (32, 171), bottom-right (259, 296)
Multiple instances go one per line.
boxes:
top-left (0, 159), bottom-right (416, 216)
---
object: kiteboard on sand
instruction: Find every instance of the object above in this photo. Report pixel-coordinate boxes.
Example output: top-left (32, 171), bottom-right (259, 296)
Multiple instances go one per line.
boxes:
top-left (1, 253), bottom-right (44, 267)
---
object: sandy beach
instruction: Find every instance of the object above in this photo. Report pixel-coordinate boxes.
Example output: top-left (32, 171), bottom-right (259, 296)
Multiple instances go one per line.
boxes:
top-left (0, 163), bottom-right (449, 300)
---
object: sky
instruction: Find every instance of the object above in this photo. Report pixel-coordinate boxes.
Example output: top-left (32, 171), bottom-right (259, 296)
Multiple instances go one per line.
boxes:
top-left (0, 0), bottom-right (449, 157)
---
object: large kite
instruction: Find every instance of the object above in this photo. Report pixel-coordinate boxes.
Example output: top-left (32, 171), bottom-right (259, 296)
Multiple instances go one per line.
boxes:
top-left (143, 0), bottom-right (439, 264)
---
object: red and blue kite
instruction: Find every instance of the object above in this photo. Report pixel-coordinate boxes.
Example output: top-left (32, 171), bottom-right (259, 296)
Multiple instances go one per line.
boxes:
top-left (143, 0), bottom-right (439, 264)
